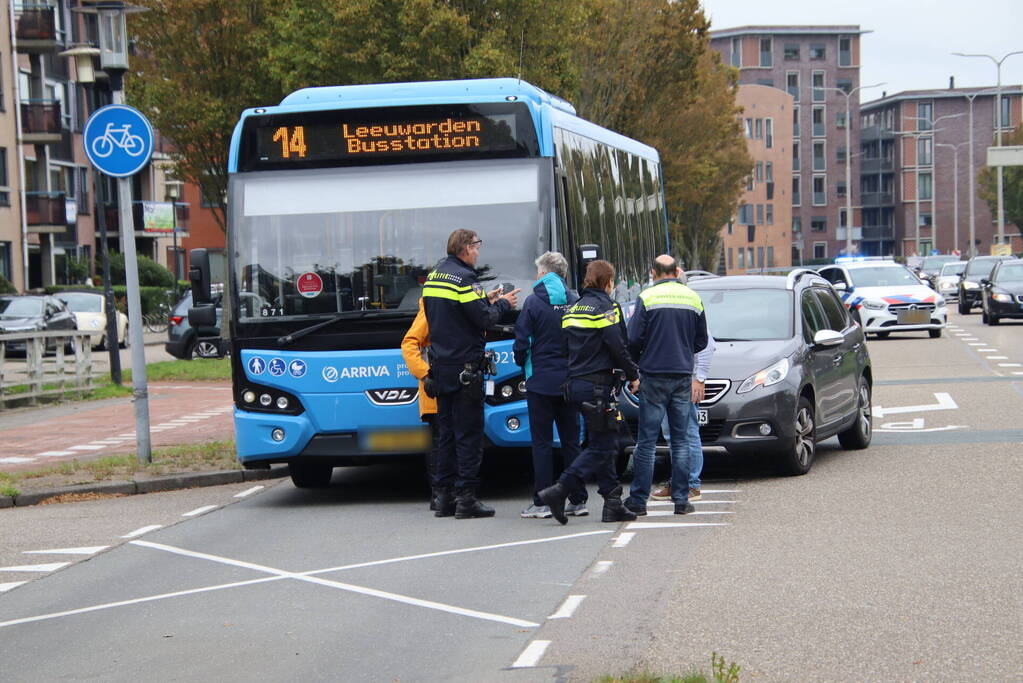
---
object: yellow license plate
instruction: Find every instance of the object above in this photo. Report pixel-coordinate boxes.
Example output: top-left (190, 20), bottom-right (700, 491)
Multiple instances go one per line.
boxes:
top-left (897, 309), bottom-right (929, 325)
top-left (362, 428), bottom-right (431, 453)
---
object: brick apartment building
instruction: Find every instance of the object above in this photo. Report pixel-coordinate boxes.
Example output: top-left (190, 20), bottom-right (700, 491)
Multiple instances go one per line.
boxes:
top-left (860, 84), bottom-right (1023, 257)
top-left (711, 25), bottom-right (865, 264)
top-left (0, 0), bottom-right (222, 292)
top-left (721, 84), bottom-right (793, 274)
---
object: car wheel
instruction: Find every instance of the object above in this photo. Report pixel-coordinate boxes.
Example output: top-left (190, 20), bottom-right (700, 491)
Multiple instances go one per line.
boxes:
top-left (837, 376), bottom-right (872, 450)
top-left (192, 339), bottom-right (219, 359)
top-left (989, 314), bottom-right (1000, 325)
top-left (874, 331), bottom-right (890, 339)
top-left (289, 462), bottom-right (333, 488)
top-left (776, 395), bottom-right (816, 476)
top-left (958, 298), bottom-right (970, 315)
top-left (928, 328), bottom-right (942, 338)
top-left (981, 308), bottom-right (989, 324)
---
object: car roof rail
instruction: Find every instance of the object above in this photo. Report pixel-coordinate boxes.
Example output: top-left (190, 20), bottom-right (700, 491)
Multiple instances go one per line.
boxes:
top-left (786, 268), bottom-right (819, 289)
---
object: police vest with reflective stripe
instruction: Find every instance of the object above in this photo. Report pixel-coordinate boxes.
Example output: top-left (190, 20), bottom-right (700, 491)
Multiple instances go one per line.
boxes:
top-left (638, 280), bottom-right (704, 313)
top-left (563, 303), bottom-right (620, 329)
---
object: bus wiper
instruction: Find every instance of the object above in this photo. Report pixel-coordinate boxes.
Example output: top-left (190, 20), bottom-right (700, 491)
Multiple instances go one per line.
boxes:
top-left (277, 310), bottom-right (410, 346)
top-left (712, 337), bottom-right (747, 342)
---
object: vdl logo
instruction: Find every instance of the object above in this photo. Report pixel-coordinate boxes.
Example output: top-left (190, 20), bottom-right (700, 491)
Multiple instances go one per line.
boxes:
top-left (365, 388), bottom-right (418, 406)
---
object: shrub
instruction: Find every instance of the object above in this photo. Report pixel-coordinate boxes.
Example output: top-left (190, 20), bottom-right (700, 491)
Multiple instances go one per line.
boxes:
top-left (0, 274), bottom-right (17, 294)
top-left (109, 252), bottom-right (176, 288)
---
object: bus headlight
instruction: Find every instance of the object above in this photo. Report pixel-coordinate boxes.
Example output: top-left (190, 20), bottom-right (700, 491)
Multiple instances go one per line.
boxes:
top-left (271, 428), bottom-right (285, 442)
top-left (242, 390), bottom-right (256, 403)
top-left (276, 396), bottom-right (290, 409)
top-left (500, 384), bottom-right (514, 398)
top-left (506, 417), bottom-right (521, 431)
top-left (259, 393), bottom-right (272, 406)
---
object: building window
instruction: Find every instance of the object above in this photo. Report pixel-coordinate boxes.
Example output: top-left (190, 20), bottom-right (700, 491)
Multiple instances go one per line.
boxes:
top-left (731, 37), bottom-right (741, 67)
top-left (747, 174), bottom-right (754, 191)
top-left (744, 118), bottom-right (753, 138)
top-left (812, 106), bottom-right (825, 137)
top-left (765, 118), bottom-right (774, 148)
top-left (738, 204), bottom-right (754, 224)
top-left (0, 242), bottom-right (10, 281)
top-left (727, 221), bottom-right (733, 235)
top-left (837, 146), bottom-right (847, 163)
top-left (812, 71), bottom-right (825, 102)
top-left (760, 37), bottom-right (772, 67)
top-left (756, 246), bottom-right (764, 267)
top-left (811, 217), bottom-right (827, 233)
top-left (917, 137), bottom-right (932, 165)
top-left (737, 248), bottom-right (745, 268)
top-left (810, 44), bottom-right (826, 61)
top-left (792, 216), bottom-right (802, 233)
top-left (755, 118), bottom-right (763, 139)
top-left (755, 161), bottom-right (764, 182)
top-left (813, 241), bottom-right (828, 259)
top-left (748, 225), bottom-right (756, 243)
top-left (784, 43), bottom-right (800, 61)
top-left (919, 212), bottom-right (933, 227)
top-left (836, 112), bottom-right (847, 128)
top-left (765, 161), bottom-right (774, 184)
top-left (837, 180), bottom-right (847, 198)
top-left (727, 247), bottom-right (733, 269)
top-left (996, 95), bottom-right (1012, 128)
top-left (78, 167), bottom-right (89, 214)
top-left (917, 102), bottom-right (933, 130)
top-left (793, 142), bottom-right (801, 171)
top-left (918, 172), bottom-right (933, 200)
top-left (792, 175), bottom-right (801, 206)
top-left (767, 245), bottom-right (775, 267)
top-left (757, 204), bottom-right (764, 225)
top-left (0, 148), bottom-right (8, 207)
top-left (793, 106), bottom-right (801, 137)
top-left (766, 204), bottom-right (774, 225)
top-left (786, 71), bottom-right (799, 101)
top-left (839, 37), bottom-right (852, 67)
top-left (813, 141), bottom-right (826, 171)
top-left (813, 175), bottom-right (826, 205)
top-left (748, 247), bottom-right (754, 266)
top-left (837, 78), bottom-right (852, 94)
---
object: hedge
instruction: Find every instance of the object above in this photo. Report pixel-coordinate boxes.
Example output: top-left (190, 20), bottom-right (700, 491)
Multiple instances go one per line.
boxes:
top-left (45, 283), bottom-right (190, 315)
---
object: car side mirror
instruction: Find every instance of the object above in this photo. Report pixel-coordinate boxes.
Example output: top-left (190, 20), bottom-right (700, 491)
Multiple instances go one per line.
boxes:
top-left (979, 278), bottom-right (990, 287)
top-left (832, 282), bottom-right (847, 291)
top-left (813, 329), bottom-right (844, 347)
top-left (188, 303), bottom-right (217, 328)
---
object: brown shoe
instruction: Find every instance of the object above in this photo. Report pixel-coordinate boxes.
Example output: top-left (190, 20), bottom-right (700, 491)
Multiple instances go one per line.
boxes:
top-left (689, 488), bottom-right (702, 502)
top-left (650, 483), bottom-right (671, 501)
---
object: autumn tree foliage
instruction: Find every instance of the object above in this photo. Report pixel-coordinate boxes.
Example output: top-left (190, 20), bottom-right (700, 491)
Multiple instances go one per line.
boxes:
top-left (978, 125), bottom-right (1023, 245)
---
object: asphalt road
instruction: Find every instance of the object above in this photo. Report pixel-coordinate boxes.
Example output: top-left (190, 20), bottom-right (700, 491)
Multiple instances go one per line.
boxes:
top-left (1, 310), bottom-right (1021, 681)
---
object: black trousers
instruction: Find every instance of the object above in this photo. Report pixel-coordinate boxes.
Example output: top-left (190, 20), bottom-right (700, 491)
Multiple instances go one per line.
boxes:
top-left (433, 369), bottom-right (485, 491)
top-left (526, 391), bottom-right (586, 505)
top-left (558, 379), bottom-right (620, 498)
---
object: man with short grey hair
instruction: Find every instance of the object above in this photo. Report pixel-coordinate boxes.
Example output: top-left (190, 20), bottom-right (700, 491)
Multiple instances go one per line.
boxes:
top-left (513, 251), bottom-right (584, 518)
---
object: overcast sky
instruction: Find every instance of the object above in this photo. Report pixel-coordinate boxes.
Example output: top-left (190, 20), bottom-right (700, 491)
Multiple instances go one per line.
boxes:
top-left (700, 0), bottom-right (1023, 103)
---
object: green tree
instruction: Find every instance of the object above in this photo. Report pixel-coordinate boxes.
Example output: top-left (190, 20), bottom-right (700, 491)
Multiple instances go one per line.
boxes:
top-left (110, 252), bottom-right (176, 289)
top-left (978, 125), bottom-right (1023, 244)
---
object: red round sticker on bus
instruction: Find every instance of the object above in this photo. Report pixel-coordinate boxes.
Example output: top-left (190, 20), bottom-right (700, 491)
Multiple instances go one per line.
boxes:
top-left (297, 272), bottom-right (323, 298)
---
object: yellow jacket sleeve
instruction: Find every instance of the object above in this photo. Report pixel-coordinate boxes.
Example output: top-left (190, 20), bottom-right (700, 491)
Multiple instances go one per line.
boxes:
top-left (401, 299), bottom-right (431, 380)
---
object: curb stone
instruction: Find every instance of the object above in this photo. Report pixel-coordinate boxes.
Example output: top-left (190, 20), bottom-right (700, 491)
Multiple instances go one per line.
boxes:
top-left (7, 465), bottom-right (288, 507)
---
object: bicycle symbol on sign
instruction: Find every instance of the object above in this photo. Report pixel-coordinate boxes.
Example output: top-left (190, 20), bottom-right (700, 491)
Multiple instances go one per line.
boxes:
top-left (90, 122), bottom-right (145, 158)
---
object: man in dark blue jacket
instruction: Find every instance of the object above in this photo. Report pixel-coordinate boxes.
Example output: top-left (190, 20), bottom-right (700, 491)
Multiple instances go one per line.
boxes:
top-left (513, 251), bottom-right (584, 519)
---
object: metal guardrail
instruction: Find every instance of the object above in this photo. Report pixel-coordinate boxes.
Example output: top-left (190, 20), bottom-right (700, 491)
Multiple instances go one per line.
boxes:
top-left (0, 331), bottom-right (95, 406)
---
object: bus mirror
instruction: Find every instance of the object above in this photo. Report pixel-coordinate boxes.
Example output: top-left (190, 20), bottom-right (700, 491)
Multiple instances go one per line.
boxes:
top-left (188, 303), bottom-right (217, 328)
top-left (189, 248), bottom-right (212, 305)
top-left (577, 243), bottom-right (601, 288)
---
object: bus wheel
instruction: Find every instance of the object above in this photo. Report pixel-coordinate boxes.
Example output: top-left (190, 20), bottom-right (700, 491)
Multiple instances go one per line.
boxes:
top-left (289, 462), bottom-right (333, 488)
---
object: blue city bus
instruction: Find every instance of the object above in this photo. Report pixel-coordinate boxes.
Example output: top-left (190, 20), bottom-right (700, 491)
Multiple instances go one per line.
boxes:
top-left (190, 78), bottom-right (669, 488)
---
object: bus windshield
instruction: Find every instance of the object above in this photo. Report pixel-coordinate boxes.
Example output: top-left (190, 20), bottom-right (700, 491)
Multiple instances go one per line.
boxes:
top-left (233, 158), bottom-right (545, 322)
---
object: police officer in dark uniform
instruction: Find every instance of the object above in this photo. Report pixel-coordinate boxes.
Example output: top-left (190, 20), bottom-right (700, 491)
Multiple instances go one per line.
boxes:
top-left (423, 229), bottom-right (519, 519)
top-left (538, 260), bottom-right (640, 525)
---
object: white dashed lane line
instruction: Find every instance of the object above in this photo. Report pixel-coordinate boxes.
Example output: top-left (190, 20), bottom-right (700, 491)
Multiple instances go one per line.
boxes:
top-left (548, 595), bottom-right (586, 619)
top-left (234, 486), bottom-right (265, 498)
top-left (611, 532), bottom-right (635, 548)
top-left (589, 561), bottom-right (613, 577)
top-left (120, 525), bottom-right (163, 539)
top-left (511, 640), bottom-right (551, 668)
top-left (181, 505), bottom-right (218, 518)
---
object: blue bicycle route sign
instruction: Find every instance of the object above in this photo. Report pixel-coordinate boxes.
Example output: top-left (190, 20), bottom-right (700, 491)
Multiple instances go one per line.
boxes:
top-left (84, 104), bottom-right (154, 177)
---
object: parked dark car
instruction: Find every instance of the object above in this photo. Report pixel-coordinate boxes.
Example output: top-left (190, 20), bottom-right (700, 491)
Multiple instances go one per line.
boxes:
top-left (916, 254), bottom-right (960, 281)
top-left (165, 290), bottom-right (222, 359)
top-left (958, 255), bottom-right (1018, 314)
top-left (0, 295), bottom-right (77, 352)
top-left (622, 271), bottom-right (873, 475)
top-left (981, 260), bottom-right (1023, 325)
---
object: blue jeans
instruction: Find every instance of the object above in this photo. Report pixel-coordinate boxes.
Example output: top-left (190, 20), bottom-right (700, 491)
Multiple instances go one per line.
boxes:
top-left (629, 374), bottom-right (692, 506)
top-left (662, 401), bottom-right (702, 490)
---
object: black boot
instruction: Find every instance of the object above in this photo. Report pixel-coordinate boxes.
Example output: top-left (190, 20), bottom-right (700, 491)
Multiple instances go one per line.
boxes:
top-left (537, 482), bottom-right (569, 525)
top-left (454, 488), bottom-right (495, 519)
top-left (429, 487), bottom-right (442, 512)
top-left (434, 487), bottom-right (456, 517)
top-left (601, 486), bottom-right (638, 523)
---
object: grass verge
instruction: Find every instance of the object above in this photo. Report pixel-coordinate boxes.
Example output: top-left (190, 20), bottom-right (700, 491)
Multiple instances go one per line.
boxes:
top-left (596, 654), bottom-right (742, 683)
top-left (126, 357), bottom-right (231, 382)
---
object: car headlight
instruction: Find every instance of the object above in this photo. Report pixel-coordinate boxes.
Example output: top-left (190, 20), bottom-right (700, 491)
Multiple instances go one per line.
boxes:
top-left (736, 357), bottom-right (790, 394)
top-left (935, 296), bottom-right (946, 307)
top-left (861, 299), bottom-right (887, 310)
top-left (963, 280), bottom-right (979, 289)
top-left (993, 293), bottom-right (1013, 303)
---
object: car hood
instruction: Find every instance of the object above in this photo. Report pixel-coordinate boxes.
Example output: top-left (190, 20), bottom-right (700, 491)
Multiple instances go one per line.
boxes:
top-left (708, 338), bottom-right (801, 380)
top-left (992, 281), bottom-right (1023, 295)
top-left (848, 285), bottom-right (939, 304)
top-left (0, 316), bottom-right (41, 330)
top-left (71, 312), bottom-right (106, 329)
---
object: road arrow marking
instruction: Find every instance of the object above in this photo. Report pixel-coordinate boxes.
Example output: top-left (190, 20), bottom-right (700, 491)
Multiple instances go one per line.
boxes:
top-left (872, 392), bottom-right (958, 418)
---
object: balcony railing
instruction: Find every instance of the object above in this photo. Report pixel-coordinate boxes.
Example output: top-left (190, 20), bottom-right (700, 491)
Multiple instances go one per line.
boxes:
top-left (861, 157), bottom-right (894, 173)
top-left (860, 125), bottom-right (895, 142)
top-left (20, 100), bottom-right (62, 136)
top-left (102, 201), bottom-right (191, 233)
top-left (861, 192), bottom-right (894, 207)
top-left (861, 224), bottom-right (895, 240)
top-left (25, 191), bottom-right (66, 226)
top-left (15, 4), bottom-right (57, 42)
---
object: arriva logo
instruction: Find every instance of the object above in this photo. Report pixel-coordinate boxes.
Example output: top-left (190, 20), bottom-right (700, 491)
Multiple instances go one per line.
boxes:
top-left (339, 365), bottom-right (391, 379)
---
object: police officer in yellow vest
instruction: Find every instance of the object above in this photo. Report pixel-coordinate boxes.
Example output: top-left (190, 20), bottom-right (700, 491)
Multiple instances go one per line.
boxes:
top-left (422, 229), bottom-right (519, 519)
top-left (624, 255), bottom-right (708, 516)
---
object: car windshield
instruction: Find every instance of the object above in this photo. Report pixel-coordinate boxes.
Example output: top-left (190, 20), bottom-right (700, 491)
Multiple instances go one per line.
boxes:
top-left (994, 263), bottom-right (1023, 283)
top-left (921, 256), bottom-right (956, 270)
top-left (939, 262), bottom-right (965, 276)
top-left (232, 159), bottom-right (544, 322)
top-left (56, 292), bottom-right (103, 313)
top-left (848, 266), bottom-right (920, 287)
top-left (965, 259), bottom-right (1004, 277)
top-left (0, 297), bottom-right (44, 318)
top-left (694, 288), bottom-right (793, 341)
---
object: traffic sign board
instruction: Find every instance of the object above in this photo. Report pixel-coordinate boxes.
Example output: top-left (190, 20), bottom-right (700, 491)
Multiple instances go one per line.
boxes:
top-left (84, 104), bottom-right (154, 177)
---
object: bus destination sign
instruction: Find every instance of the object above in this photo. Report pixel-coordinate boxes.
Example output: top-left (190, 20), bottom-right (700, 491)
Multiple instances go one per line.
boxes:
top-left (241, 102), bottom-right (538, 171)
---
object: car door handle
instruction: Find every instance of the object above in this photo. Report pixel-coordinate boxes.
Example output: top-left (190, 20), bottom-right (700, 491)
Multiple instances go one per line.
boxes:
top-left (832, 355), bottom-right (843, 366)
top-left (851, 343), bottom-right (861, 351)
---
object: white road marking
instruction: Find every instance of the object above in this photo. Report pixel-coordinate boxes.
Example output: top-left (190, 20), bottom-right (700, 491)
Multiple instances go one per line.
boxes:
top-left (33, 451), bottom-right (74, 457)
top-left (548, 594), bottom-right (586, 619)
top-left (116, 433), bottom-right (135, 438)
top-left (649, 500), bottom-right (738, 506)
top-left (612, 532), bottom-right (635, 548)
top-left (132, 540), bottom-right (538, 628)
top-left (968, 342), bottom-right (986, 346)
top-left (699, 489), bottom-right (743, 493)
top-left (590, 561), bottom-right (613, 577)
top-left (234, 486), bottom-right (265, 498)
top-left (998, 363), bottom-right (1021, 367)
top-left (181, 505), bottom-right (218, 517)
top-left (627, 522), bottom-right (731, 530)
top-left (1014, 371), bottom-right (1023, 376)
top-left (872, 392), bottom-right (957, 418)
top-left (0, 562), bottom-right (71, 573)
top-left (511, 640), bottom-right (551, 668)
top-left (23, 546), bottom-right (108, 556)
top-left (978, 348), bottom-right (997, 352)
top-left (645, 510), bottom-right (734, 517)
top-left (876, 424), bottom-right (967, 432)
top-left (68, 445), bottom-right (105, 451)
top-left (0, 582), bottom-right (27, 593)
top-left (986, 356), bottom-right (1008, 360)
top-left (120, 525), bottom-right (162, 538)
top-left (0, 457), bottom-right (37, 464)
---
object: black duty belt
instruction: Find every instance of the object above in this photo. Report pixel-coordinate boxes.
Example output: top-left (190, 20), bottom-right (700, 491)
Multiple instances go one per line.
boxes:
top-left (573, 372), bottom-right (617, 386)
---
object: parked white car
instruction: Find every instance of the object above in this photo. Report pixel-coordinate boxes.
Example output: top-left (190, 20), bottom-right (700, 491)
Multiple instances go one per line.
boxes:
top-left (55, 290), bottom-right (128, 349)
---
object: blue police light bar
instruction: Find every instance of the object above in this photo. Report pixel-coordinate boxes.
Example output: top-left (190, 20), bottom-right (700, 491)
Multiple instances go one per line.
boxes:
top-left (833, 255), bottom-right (892, 263)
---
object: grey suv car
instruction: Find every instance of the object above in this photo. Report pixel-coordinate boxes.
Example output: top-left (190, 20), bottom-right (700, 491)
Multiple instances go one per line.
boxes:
top-left (165, 290), bottom-right (222, 359)
top-left (621, 271), bottom-right (873, 475)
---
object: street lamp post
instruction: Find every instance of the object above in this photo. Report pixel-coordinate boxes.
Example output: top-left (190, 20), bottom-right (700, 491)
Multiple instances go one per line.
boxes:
top-left (953, 51), bottom-right (1023, 246)
top-left (825, 82), bottom-right (885, 255)
top-left (936, 141), bottom-right (969, 255)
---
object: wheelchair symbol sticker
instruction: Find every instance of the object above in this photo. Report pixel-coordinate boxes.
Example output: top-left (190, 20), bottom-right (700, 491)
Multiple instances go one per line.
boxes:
top-left (268, 358), bottom-right (287, 376)
top-left (247, 357), bottom-right (266, 376)
top-left (289, 360), bottom-right (307, 378)
top-left (83, 104), bottom-right (154, 177)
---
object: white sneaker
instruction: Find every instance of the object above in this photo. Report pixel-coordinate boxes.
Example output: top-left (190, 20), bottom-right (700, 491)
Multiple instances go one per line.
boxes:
top-left (565, 502), bottom-right (589, 516)
top-left (521, 504), bottom-right (552, 518)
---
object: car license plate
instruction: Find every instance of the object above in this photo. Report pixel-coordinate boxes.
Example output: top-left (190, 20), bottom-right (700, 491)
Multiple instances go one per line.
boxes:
top-left (697, 409), bottom-right (708, 425)
top-left (897, 309), bottom-right (929, 325)
top-left (362, 428), bottom-right (431, 453)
